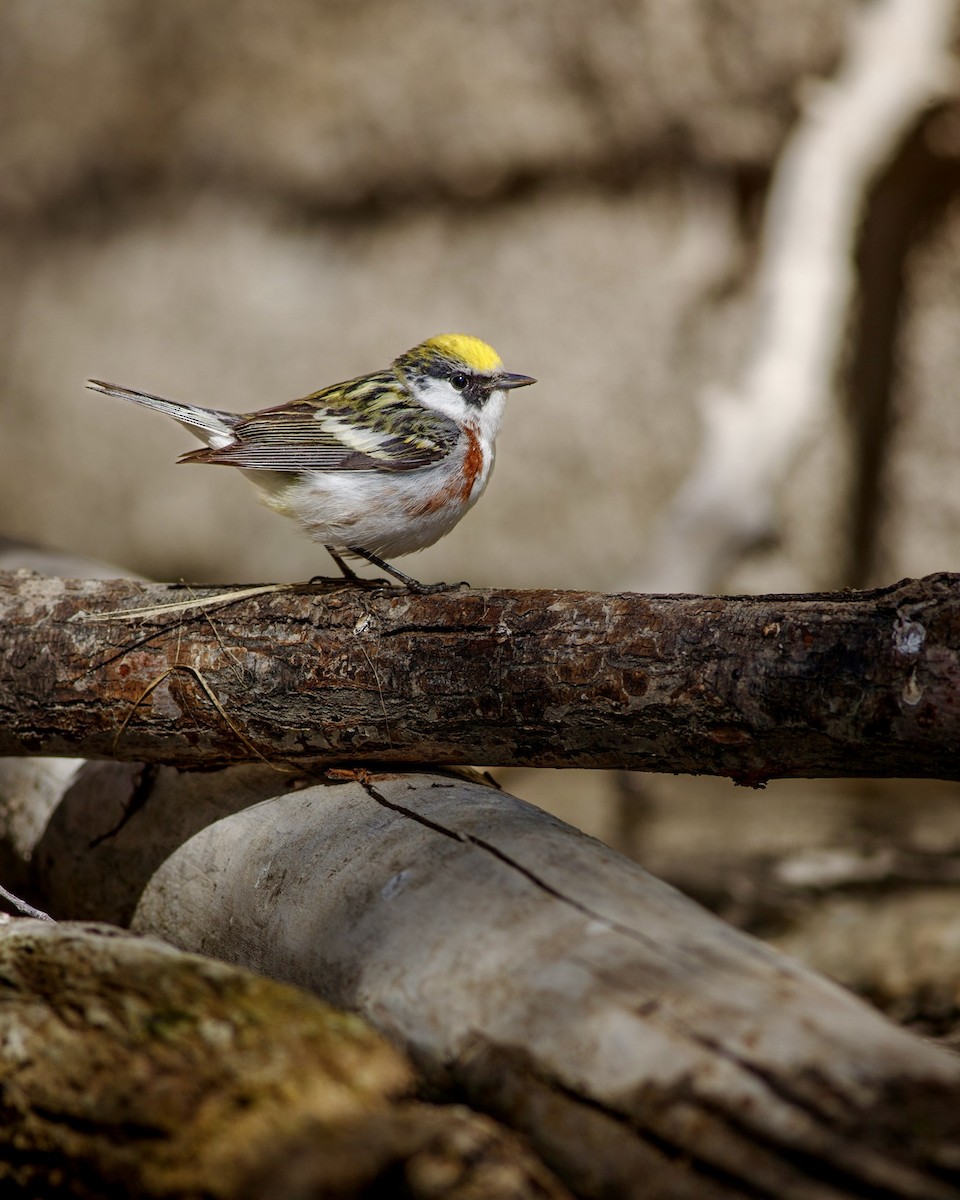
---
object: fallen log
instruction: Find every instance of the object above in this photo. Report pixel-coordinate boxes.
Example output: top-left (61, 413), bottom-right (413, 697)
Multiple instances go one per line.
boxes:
top-left (1, 569), bottom-right (959, 780)
top-left (22, 762), bottom-right (960, 1200)
top-left (0, 918), bottom-right (565, 1199)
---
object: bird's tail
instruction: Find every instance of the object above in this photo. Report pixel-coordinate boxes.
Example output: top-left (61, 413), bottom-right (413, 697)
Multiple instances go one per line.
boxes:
top-left (85, 379), bottom-right (238, 447)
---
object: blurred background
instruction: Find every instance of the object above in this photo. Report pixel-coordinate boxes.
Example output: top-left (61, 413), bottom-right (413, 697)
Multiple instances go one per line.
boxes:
top-left (4, 0), bottom-right (960, 1026)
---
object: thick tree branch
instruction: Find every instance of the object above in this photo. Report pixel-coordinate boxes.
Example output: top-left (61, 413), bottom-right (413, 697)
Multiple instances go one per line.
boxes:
top-left (1, 570), bottom-right (959, 780)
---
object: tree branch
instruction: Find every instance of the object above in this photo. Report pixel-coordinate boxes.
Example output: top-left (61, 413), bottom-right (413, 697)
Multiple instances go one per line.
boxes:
top-left (1, 570), bottom-right (959, 780)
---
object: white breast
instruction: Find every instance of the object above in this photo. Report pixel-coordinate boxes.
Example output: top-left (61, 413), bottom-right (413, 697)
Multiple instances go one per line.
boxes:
top-left (246, 430), bottom-right (495, 558)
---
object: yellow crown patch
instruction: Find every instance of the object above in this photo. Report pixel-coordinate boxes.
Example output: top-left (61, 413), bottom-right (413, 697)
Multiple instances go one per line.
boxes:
top-left (423, 334), bottom-right (503, 372)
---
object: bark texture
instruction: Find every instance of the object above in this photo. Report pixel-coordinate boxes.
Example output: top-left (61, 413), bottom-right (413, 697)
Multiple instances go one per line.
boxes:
top-left (0, 919), bottom-right (566, 1200)
top-left (2, 570), bottom-right (959, 781)
top-left (23, 766), bottom-right (960, 1200)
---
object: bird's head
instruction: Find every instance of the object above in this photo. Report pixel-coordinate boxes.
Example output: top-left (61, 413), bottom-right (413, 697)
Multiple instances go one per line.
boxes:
top-left (395, 334), bottom-right (535, 436)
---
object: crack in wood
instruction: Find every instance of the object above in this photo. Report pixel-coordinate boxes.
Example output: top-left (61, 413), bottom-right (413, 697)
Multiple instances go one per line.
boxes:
top-left (359, 779), bottom-right (673, 962)
top-left (88, 764), bottom-right (161, 849)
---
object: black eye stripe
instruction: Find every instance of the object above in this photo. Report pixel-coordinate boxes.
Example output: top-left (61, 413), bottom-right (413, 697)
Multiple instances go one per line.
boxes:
top-left (415, 362), bottom-right (493, 408)
top-left (461, 375), bottom-right (490, 408)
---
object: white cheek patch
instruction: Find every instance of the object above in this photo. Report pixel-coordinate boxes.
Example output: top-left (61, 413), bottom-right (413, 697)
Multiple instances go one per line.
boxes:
top-left (416, 377), bottom-right (470, 424)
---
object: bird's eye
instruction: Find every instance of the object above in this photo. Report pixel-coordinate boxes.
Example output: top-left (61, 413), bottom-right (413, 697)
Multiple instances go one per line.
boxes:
top-left (450, 371), bottom-right (468, 391)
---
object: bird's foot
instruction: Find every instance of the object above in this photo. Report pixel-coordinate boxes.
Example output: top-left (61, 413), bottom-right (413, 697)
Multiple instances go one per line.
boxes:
top-left (405, 579), bottom-right (470, 595)
top-left (308, 573), bottom-right (391, 589)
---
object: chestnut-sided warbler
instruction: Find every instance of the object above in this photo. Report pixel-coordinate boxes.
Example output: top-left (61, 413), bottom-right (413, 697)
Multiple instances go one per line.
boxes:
top-left (87, 334), bottom-right (535, 591)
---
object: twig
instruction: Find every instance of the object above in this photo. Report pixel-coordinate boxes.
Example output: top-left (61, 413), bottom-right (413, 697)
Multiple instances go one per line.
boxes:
top-left (0, 884), bottom-right (53, 922)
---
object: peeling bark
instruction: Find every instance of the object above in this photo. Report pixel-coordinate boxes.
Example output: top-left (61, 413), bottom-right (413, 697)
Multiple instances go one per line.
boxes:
top-left (20, 765), bottom-right (960, 1200)
top-left (1, 570), bottom-right (960, 781)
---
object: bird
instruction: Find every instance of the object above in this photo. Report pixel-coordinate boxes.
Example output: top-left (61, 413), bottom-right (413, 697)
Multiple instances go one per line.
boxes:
top-left (86, 334), bottom-right (536, 591)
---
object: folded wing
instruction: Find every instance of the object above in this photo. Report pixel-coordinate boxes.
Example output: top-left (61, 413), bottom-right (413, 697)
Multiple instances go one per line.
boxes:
top-left (180, 377), bottom-right (461, 473)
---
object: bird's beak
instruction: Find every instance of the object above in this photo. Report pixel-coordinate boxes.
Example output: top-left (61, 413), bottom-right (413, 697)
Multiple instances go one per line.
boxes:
top-left (498, 372), bottom-right (537, 390)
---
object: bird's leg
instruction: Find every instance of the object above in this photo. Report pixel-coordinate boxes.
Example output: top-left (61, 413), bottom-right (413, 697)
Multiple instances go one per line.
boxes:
top-left (309, 546), bottom-right (383, 587)
top-left (325, 546), bottom-right (362, 580)
top-left (346, 545), bottom-right (461, 594)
